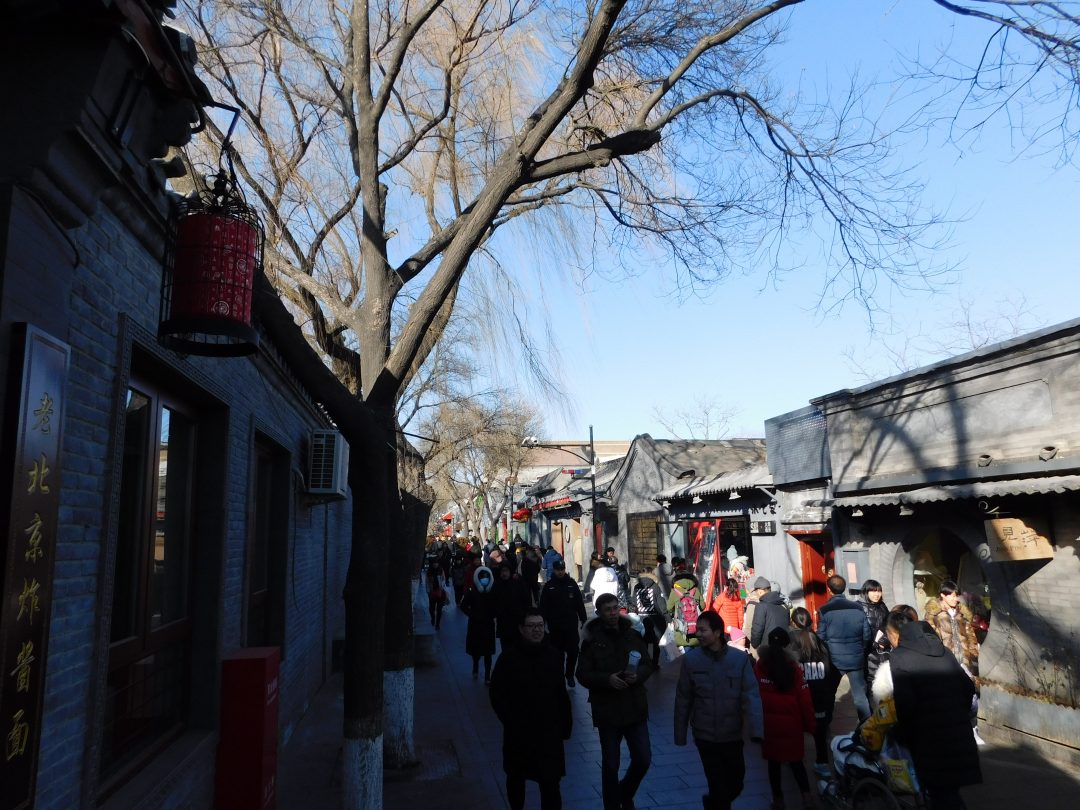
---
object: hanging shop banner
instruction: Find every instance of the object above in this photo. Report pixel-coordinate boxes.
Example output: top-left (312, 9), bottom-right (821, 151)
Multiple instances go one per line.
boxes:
top-left (983, 516), bottom-right (1054, 562)
top-left (535, 496), bottom-right (572, 511)
top-left (0, 324), bottom-right (70, 808)
top-left (750, 521), bottom-right (776, 535)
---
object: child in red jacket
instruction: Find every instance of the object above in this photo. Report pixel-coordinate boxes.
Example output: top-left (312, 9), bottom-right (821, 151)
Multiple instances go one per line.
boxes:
top-left (755, 627), bottom-right (816, 810)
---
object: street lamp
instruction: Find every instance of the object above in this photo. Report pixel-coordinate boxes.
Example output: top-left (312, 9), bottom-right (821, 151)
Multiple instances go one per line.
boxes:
top-left (521, 425), bottom-right (600, 555)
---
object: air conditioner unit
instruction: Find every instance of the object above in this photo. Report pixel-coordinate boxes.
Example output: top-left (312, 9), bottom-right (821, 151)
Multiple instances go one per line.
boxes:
top-left (307, 429), bottom-right (349, 498)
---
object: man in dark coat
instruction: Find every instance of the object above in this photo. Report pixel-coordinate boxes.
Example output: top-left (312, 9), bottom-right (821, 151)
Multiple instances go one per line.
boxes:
top-left (817, 574), bottom-right (872, 721)
top-left (489, 608), bottom-right (572, 810)
top-left (890, 620), bottom-right (981, 808)
top-left (577, 593), bottom-right (654, 810)
top-left (748, 576), bottom-right (789, 653)
top-left (539, 558), bottom-right (587, 687)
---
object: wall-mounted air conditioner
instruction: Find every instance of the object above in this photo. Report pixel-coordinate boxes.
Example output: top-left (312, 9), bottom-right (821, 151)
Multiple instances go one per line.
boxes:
top-left (307, 429), bottom-right (349, 499)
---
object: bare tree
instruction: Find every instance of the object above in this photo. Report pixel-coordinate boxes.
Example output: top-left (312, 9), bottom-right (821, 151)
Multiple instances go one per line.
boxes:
top-left (421, 393), bottom-right (543, 537)
top-left (176, 1), bottom-right (1080, 805)
top-left (842, 292), bottom-right (1045, 381)
top-left (651, 394), bottom-right (740, 440)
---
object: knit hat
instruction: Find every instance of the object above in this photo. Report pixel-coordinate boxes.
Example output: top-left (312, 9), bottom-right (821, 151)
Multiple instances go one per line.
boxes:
top-left (751, 576), bottom-right (772, 591)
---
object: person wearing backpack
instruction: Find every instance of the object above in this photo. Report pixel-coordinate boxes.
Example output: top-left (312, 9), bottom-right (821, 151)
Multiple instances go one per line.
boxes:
top-left (667, 571), bottom-right (705, 648)
top-left (633, 571), bottom-right (668, 669)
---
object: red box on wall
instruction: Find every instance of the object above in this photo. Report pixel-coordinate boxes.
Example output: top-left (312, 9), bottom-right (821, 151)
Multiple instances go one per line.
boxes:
top-left (214, 647), bottom-right (280, 810)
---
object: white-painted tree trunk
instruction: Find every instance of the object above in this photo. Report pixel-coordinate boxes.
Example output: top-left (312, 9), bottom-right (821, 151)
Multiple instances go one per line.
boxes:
top-left (383, 667), bottom-right (416, 767)
top-left (342, 735), bottom-right (383, 810)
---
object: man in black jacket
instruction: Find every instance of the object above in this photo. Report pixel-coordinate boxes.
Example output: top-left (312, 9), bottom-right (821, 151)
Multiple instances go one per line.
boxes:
top-left (891, 620), bottom-right (981, 808)
top-left (539, 559), bottom-right (588, 687)
top-left (748, 576), bottom-right (789, 654)
top-left (490, 608), bottom-right (572, 809)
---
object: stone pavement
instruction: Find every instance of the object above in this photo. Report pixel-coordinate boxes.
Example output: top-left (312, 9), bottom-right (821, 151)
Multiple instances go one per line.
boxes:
top-left (279, 596), bottom-right (1080, 810)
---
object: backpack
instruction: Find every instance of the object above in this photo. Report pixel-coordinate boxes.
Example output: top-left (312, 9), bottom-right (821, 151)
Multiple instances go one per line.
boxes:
top-left (674, 585), bottom-right (700, 637)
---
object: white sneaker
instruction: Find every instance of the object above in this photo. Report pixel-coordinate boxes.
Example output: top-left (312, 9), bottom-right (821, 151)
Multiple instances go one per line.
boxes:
top-left (973, 728), bottom-right (986, 746)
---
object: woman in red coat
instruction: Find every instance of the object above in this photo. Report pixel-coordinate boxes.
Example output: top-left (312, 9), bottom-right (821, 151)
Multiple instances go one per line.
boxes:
top-left (755, 627), bottom-right (816, 810)
top-left (710, 577), bottom-right (745, 635)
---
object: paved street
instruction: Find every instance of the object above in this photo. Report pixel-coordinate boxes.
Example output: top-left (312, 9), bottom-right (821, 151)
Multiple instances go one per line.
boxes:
top-left (280, 592), bottom-right (1080, 810)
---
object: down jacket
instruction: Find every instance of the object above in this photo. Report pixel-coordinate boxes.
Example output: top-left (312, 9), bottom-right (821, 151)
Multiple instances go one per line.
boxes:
top-left (755, 657), bottom-right (816, 762)
top-left (576, 615), bottom-right (654, 728)
top-left (749, 591), bottom-right (789, 650)
top-left (674, 644), bottom-right (762, 745)
top-left (890, 621), bottom-right (981, 790)
top-left (817, 594), bottom-right (872, 672)
top-left (489, 638), bottom-right (571, 780)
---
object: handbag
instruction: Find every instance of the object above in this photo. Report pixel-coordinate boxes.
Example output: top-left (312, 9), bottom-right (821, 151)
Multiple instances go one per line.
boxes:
top-left (659, 623), bottom-right (683, 663)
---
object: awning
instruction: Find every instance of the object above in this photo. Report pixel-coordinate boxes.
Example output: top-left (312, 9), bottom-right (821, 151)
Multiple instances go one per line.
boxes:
top-left (654, 462), bottom-right (773, 501)
top-left (821, 474), bottom-right (1080, 508)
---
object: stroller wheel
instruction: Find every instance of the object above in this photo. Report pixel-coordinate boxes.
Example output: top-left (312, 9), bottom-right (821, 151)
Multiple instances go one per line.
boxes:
top-left (850, 777), bottom-right (900, 810)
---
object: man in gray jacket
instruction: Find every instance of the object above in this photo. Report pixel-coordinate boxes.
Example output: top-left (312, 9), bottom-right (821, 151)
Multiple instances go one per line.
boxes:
top-left (674, 611), bottom-right (763, 810)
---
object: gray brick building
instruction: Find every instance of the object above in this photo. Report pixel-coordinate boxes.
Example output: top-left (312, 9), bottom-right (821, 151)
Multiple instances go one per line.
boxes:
top-left (767, 321), bottom-right (1080, 767)
top-left (1, 3), bottom-right (353, 807)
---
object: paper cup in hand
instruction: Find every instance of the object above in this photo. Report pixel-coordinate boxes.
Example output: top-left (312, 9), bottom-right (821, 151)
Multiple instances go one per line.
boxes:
top-left (627, 650), bottom-right (641, 671)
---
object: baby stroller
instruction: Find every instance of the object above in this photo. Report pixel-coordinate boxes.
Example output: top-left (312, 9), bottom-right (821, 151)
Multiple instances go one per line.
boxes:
top-left (819, 734), bottom-right (925, 810)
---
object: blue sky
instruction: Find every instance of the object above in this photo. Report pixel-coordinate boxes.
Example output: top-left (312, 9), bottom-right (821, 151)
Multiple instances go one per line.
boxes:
top-left (527, 1), bottom-right (1079, 442)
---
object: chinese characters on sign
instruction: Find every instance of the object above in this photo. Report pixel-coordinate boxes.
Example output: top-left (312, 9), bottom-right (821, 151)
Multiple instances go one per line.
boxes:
top-left (0, 325), bottom-right (69, 807)
top-left (983, 516), bottom-right (1054, 562)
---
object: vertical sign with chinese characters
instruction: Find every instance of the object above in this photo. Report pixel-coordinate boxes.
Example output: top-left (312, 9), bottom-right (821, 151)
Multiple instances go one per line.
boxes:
top-left (0, 324), bottom-right (69, 809)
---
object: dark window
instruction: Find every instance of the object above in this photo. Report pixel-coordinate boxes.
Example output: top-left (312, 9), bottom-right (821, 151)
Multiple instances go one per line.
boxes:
top-left (246, 438), bottom-right (288, 648)
top-left (101, 383), bottom-right (197, 786)
top-left (626, 511), bottom-right (662, 574)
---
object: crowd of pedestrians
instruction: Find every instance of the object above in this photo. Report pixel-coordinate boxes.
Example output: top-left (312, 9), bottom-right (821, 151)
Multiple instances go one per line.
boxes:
top-left (424, 537), bottom-right (983, 810)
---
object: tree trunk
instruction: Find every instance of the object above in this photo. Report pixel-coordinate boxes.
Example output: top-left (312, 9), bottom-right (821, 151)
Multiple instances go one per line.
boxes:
top-left (342, 412), bottom-right (395, 809)
top-left (383, 485), bottom-right (433, 766)
top-left (382, 485), bottom-right (416, 768)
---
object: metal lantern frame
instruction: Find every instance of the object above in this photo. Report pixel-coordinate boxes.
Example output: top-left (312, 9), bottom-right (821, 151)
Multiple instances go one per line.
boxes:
top-left (159, 106), bottom-right (263, 356)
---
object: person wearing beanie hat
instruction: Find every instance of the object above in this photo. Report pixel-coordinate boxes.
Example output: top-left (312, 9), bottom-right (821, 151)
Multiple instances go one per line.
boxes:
top-left (748, 576), bottom-right (789, 657)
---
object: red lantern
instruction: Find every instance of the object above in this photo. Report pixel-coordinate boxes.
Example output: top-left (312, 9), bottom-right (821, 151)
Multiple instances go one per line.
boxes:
top-left (159, 170), bottom-right (262, 356)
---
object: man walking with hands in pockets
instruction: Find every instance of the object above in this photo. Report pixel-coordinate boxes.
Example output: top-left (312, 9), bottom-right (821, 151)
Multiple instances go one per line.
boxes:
top-left (577, 592), bottom-right (654, 810)
top-left (674, 610), bottom-right (764, 810)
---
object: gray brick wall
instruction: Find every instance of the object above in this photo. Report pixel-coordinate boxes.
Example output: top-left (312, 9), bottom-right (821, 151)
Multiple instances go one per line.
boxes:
top-left (11, 195), bottom-right (353, 808)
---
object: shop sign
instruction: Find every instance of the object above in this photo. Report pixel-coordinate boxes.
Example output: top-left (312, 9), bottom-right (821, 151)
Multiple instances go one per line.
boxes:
top-left (536, 496), bottom-right (572, 511)
top-left (983, 516), bottom-right (1054, 561)
top-left (0, 325), bottom-right (69, 808)
top-left (750, 521), bottom-right (776, 535)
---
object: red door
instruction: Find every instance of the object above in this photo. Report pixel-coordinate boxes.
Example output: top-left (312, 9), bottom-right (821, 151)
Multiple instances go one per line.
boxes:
top-left (796, 533), bottom-right (834, 629)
